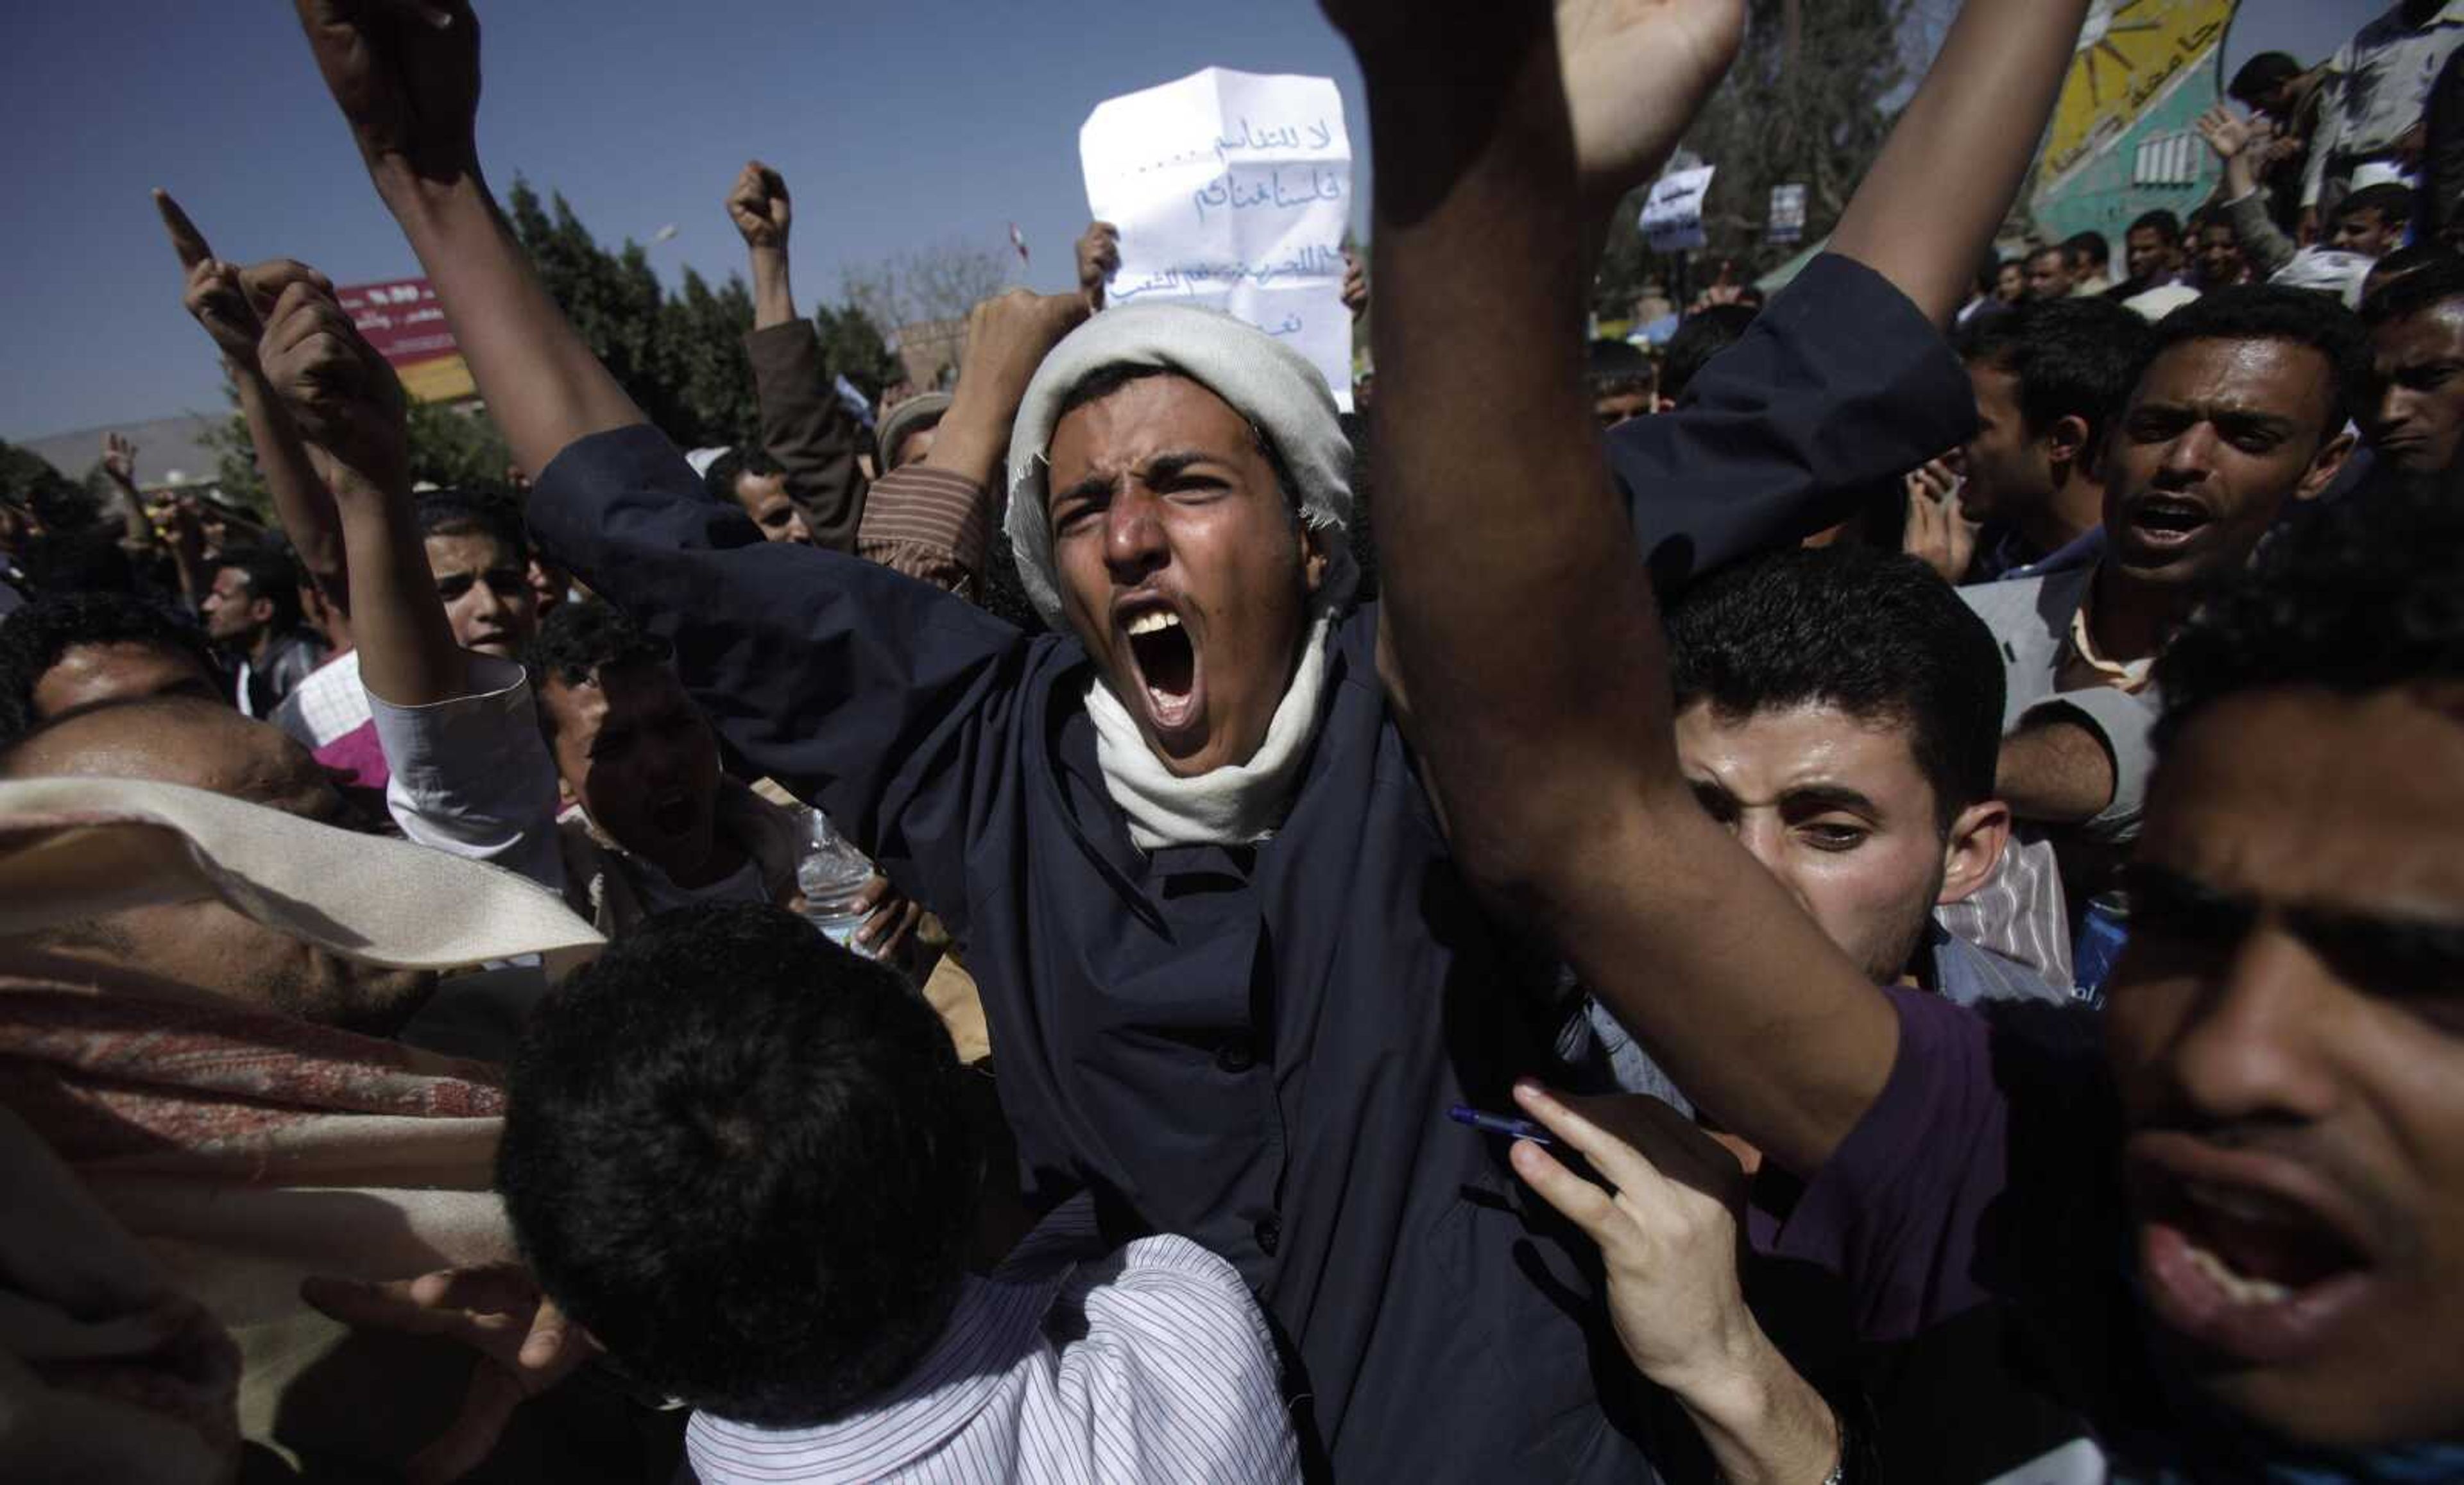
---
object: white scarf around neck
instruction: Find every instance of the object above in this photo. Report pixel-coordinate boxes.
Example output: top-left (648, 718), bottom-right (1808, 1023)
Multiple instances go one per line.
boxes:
top-left (1084, 613), bottom-right (1335, 851)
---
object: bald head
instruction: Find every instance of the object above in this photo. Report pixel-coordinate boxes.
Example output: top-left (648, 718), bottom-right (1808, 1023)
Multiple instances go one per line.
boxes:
top-left (1, 695), bottom-right (342, 822)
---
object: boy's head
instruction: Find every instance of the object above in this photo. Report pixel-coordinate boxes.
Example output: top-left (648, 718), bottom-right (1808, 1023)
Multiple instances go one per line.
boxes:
top-left (498, 904), bottom-right (980, 1427)
top-left (703, 447), bottom-right (811, 545)
top-left (1666, 547), bottom-right (2009, 985)
top-left (415, 489), bottom-right (536, 659)
top-left (2332, 184), bottom-right (2413, 261)
top-left (524, 599), bottom-right (724, 883)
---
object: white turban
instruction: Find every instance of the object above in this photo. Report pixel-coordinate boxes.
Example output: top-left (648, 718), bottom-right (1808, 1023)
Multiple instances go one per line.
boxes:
top-left (1002, 303), bottom-right (1354, 628)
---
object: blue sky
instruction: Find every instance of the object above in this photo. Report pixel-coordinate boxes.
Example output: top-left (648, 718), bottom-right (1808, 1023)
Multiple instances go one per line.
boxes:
top-left (0, 0), bottom-right (2383, 442)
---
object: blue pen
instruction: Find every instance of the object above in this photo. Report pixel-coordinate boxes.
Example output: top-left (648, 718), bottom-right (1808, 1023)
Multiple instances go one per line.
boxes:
top-left (1447, 1104), bottom-right (1555, 1147)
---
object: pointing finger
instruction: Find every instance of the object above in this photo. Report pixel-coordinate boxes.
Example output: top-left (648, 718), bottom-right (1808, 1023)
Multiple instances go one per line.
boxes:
top-left (153, 189), bottom-right (214, 270)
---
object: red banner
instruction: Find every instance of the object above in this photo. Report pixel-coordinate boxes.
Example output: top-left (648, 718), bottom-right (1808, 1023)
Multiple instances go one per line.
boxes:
top-left (335, 278), bottom-right (472, 402)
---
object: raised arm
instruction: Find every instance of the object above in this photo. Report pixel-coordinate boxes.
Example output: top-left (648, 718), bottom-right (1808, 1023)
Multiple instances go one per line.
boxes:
top-left (1822, 0), bottom-right (2091, 325)
top-left (155, 191), bottom-right (353, 611)
top-left (731, 160), bottom-right (869, 550)
top-left (2198, 106), bottom-right (2297, 279)
top-left (252, 273), bottom-right (464, 710)
top-left (1349, 0), bottom-right (2085, 1176)
top-left (291, 0), bottom-right (642, 481)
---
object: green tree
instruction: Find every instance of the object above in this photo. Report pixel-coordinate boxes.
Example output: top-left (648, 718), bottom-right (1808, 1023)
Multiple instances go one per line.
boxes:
top-left (814, 303), bottom-right (902, 406)
top-left (1591, 0), bottom-right (1937, 316)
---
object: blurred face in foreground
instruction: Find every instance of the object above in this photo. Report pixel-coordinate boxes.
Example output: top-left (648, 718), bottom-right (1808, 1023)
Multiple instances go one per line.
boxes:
top-left (1675, 700), bottom-right (2004, 985)
top-left (1046, 372), bottom-right (1328, 778)
top-left (2108, 686), bottom-right (2464, 1446)
top-left (2, 700), bottom-right (431, 1034)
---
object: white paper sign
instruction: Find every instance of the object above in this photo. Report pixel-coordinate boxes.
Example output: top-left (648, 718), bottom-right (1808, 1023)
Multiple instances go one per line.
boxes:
top-left (1081, 67), bottom-right (1353, 411)
top-left (1641, 165), bottom-right (1716, 253)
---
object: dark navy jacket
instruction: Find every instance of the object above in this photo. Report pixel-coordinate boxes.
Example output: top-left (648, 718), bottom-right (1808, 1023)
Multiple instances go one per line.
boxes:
top-left (527, 252), bottom-right (1969, 1482)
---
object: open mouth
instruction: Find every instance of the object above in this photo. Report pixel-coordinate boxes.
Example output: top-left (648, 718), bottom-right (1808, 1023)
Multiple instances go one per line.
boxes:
top-left (2124, 494), bottom-right (2213, 550)
top-left (2128, 1141), bottom-right (2377, 1366)
top-left (647, 789), bottom-right (697, 839)
top-left (1116, 596), bottom-right (1204, 744)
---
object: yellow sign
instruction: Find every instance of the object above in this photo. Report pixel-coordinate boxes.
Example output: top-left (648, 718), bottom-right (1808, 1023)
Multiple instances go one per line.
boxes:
top-left (2041, 0), bottom-right (2236, 189)
top-left (397, 354), bottom-right (477, 404)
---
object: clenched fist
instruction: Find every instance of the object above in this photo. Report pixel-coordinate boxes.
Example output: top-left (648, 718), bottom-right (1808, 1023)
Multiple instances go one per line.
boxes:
top-left (727, 160), bottom-right (792, 252)
top-left (293, 0), bottom-right (483, 186)
top-left (257, 279), bottom-right (409, 497)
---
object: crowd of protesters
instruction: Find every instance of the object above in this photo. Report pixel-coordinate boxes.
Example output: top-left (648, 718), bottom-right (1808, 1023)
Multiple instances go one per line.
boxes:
top-left (4, 1), bottom-right (2463, 1483)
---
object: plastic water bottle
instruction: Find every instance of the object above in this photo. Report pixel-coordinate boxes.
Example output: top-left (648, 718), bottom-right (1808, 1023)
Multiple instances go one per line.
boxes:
top-left (2071, 890), bottom-right (2131, 1009)
top-left (796, 809), bottom-right (877, 957)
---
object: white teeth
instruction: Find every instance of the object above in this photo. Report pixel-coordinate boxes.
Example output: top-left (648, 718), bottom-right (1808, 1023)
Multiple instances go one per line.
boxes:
top-left (2184, 1242), bottom-right (2293, 1306)
top-left (2183, 1181), bottom-right (2295, 1226)
top-left (1125, 610), bottom-right (1181, 636)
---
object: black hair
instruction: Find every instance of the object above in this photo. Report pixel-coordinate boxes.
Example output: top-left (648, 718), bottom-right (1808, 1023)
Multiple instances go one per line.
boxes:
top-left (1661, 304), bottom-right (1759, 406)
top-left (1588, 338), bottom-right (1656, 397)
top-left (2137, 284), bottom-right (2372, 440)
top-left (2228, 52), bottom-right (2304, 109)
top-left (2361, 253), bottom-right (2464, 325)
top-left (521, 598), bottom-right (673, 741)
top-left (1957, 295), bottom-right (2153, 447)
top-left (1665, 546), bottom-right (2006, 829)
top-left (2336, 183), bottom-right (2415, 232)
top-left (413, 488), bottom-right (529, 565)
top-left (497, 904), bottom-right (980, 1427)
top-left (17, 526), bottom-right (139, 598)
top-left (0, 591), bottom-right (221, 746)
top-left (2028, 243), bottom-right (2067, 266)
top-left (702, 446), bottom-right (785, 508)
top-left (2062, 232), bottom-right (2112, 273)
top-left (2155, 473), bottom-right (2464, 752)
top-left (2128, 210), bottom-right (2183, 246)
top-left (216, 545), bottom-right (305, 633)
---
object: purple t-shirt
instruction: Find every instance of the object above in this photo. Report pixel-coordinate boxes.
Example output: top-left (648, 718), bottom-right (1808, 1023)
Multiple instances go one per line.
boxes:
top-left (1761, 986), bottom-right (2119, 1344)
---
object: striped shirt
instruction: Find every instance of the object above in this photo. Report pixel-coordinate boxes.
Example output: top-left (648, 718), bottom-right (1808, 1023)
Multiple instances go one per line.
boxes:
top-left (858, 464), bottom-right (993, 602)
top-left (1934, 834), bottom-right (2073, 992)
top-left (685, 1199), bottom-right (1299, 1484)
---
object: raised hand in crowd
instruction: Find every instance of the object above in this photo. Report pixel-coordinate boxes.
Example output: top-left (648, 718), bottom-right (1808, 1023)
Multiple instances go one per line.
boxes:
top-left (95, 431), bottom-right (162, 559)
top-left (302, 1264), bottom-right (597, 1485)
top-left (293, 0), bottom-right (644, 480)
top-left (727, 159), bottom-right (798, 328)
top-left (253, 267), bottom-right (469, 710)
top-left (2195, 103), bottom-right (2266, 202)
top-left (99, 431), bottom-right (139, 493)
top-left (1899, 456), bottom-right (1977, 583)
top-left (155, 189), bottom-right (354, 614)
top-left (1509, 1085), bottom-right (1842, 1485)
top-left (1340, 248), bottom-right (1368, 320)
top-left (923, 288), bottom-right (1091, 489)
top-left (1075, 219), bottom-right (1119, 311)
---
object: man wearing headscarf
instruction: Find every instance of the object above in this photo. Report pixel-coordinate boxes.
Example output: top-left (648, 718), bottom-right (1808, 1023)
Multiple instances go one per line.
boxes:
top-left (291, 1), bottom-right (2065, 1475)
